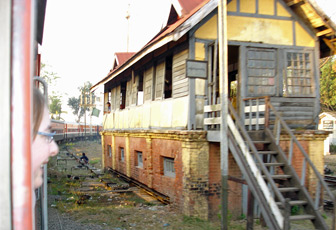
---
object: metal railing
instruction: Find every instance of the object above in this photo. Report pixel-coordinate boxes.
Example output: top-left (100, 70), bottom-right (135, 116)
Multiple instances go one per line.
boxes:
top-left (242, 96), bottom-right (335, 230)
top-left (266, 102), bottom-right (336, 230)
top-left (204, 96), bottom-right (335, 229)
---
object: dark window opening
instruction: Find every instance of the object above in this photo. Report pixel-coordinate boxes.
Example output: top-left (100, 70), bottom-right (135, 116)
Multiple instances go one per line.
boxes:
top-left (120, 82), bottom-right (127, 109)
top-left (164, 55), bottom-right (173, 99)
top-left (136, 151), bottom-right (143, 168)
top-left (137, 72), bottom-right (144, 105)
top-left (120, 147), bottom-right (125, 162)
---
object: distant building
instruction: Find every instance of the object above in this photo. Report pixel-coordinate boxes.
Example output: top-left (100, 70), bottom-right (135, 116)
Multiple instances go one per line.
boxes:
top-left (319, 112), bottom-right (336, 155)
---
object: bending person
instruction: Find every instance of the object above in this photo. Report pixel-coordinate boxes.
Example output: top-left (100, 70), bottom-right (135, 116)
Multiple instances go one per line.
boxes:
top-left (80, 152), bottom-right (89, 164)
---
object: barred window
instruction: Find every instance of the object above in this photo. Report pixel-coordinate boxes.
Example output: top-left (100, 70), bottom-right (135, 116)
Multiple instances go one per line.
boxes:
top-left (108, 145), bottom-right (112, 157)
top-left (136, 151), bottom-right (143, 168)
top-left (284, 51), bottom-right (314, 96)
top-left (120, 147), bottom-right (124, 162)
top-left (163, 157), bottom-right (175, 178)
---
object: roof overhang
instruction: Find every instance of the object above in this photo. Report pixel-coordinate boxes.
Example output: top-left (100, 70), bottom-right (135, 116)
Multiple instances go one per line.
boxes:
top-left (284, 0), bottom-right (336, 58)
top-left (92, 0), bottom-right (336, 92)
top-left (91, 0), bottom-right (217, 92)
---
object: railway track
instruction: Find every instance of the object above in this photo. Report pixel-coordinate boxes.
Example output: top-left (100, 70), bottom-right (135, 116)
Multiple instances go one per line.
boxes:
top-left (324, 175), bottom-right (336, 185)
top-left (63, 147), bottom-right (170, 205)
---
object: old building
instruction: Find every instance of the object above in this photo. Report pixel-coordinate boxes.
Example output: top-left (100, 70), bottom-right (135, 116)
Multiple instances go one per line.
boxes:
top-left (92, 0), bottom-right (336, 229)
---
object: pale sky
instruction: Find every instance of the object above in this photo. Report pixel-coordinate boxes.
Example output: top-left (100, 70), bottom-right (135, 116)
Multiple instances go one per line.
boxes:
top-left (41, 0), bottom-right (336, 123)
top-left (41, 0), bottom-right (171, 122)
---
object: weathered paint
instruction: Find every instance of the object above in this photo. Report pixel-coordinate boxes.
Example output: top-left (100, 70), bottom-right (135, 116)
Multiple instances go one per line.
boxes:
top-left (276, 1), bottom-right (291, 17)
top-left (228, 16), bottom-right (293, 45)
top-left (195, 78), bottom-right (206, 95)
top-left (227, 0), bottom-right (237, 12)
top-left (295, 22), bottom-right (315, 47)
top-left (240, 0), bottom-right (256, 14)
top-left (195, 42), bottom-right (206, 60)
top-left (195, 15), bottom-right (217, 40)
top-left (259, 0), bottom-right (274, 15)
top-left (195, 0), bottom-right (313, 48)
top-left (103, 96), bottom-right (189, 129)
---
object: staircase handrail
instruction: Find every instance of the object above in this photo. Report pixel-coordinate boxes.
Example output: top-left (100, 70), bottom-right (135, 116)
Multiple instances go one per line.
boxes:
top-left (267, 102), bottom-right (336, 230)
top-left (228, 101), bottom-right (285, 228)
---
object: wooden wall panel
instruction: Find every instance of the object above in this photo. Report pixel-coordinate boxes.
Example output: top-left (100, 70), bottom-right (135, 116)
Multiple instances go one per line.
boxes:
top-left (173, 49), bottom-right (189, 98)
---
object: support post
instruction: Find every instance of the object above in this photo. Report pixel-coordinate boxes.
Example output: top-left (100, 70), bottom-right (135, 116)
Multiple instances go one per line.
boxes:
top-left (218, 1), bottom-right (229, 229)
top-left (11, 0), bottom-right (35, 228)
top-left (247, 189), bottom-right (254, 230)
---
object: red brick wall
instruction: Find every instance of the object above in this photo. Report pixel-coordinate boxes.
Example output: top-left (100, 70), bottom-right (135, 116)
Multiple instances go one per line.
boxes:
top-left (104, 135), bottom-right (112, 168)
top-left (208, 143), bottom-right (243, 218)
top-left (114, 136), bottom-right (127, 175)
top-left (151, 139), bottom-right (183, 207)
top-left (129, 137), bottom-right (149, 186)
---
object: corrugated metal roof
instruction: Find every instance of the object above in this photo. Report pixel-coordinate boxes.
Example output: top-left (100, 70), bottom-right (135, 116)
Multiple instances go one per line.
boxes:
top-left (112, 52), bottom-right (136, 70)
top-left (178, 0), bottom-right (206, 16)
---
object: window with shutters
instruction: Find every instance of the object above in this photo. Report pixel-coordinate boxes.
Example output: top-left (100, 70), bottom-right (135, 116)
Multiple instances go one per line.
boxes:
top-left (246, 48), bottom-right (276, 96)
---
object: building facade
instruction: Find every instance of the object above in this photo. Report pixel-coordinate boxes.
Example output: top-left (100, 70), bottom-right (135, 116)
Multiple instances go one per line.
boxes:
top-left (92, 0), bottom-right (336, 226)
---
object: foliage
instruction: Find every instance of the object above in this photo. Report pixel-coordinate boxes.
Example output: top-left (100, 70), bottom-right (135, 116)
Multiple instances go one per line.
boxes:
top-left (68, 81), bottom-right (95, 123)
top-left (40, 63), bottom-right (60, 87)
top-left (67, 96), bottom-right (85, 123)
top-left (330, 144), bottom-right (336, 153)
top-left (49, 95), bottom-right (63, 120)
top-left (320, 56), bottom-right (336, 111)
top-left (40, 63), bottom-right (65, 120)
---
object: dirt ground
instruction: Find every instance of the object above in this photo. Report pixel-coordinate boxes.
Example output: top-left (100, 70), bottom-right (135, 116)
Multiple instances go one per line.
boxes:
top-left (325, 153), bottom-right (336, 174)
top-left (45, 140), bottom-right (334, 229)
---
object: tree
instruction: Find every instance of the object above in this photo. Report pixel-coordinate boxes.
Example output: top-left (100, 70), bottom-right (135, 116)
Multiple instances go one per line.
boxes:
top-left (320, 56), bottom-right (336, 111)
top-left (40, 63), bottom-right (60, 86)
top-left (40, 63), bottom-right (65, 120)
top-left (68, 96), bottom-right (85, 123)
top-left (68, 81), bottom-right (95, 123)
top-left (49, 95), bottom-right (63, 120)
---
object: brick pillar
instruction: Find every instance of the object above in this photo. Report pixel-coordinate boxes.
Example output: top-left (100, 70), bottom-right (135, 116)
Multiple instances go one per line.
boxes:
top-left (280, 130), bottom-right (329, 196)
top-left (126, 134), bottom-right (131, 177)
top-left (182, 137), bottom-right (209, 220)
top-left (146, 136), bottom-right (154, 188)
top-left (101, 132), bottom-right (105, 169)
top-left (112, 134), bottom-right (116, 170)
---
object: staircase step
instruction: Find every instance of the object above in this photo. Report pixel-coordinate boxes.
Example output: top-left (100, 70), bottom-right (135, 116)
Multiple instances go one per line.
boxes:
top-left (264, 162), bottom-right (284, 167)
top-left (263, 174), bottom-right (291, 179)
top-left (252, 140), bottom-right (271, 144)
top-left (276, 200), bottom-right (308, 206)
top-left (252, 151), bottom-right (278, 155)
top-left (289, 214), bottom-right (315, 221)
top-left (278, 187), bottom-right (299, 192)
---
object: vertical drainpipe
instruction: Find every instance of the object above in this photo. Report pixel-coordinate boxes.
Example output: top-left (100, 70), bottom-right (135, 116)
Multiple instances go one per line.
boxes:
top-left (218, 0), bottom-right (229, 229)
top-left (11, 0), bottom-right (35, 229)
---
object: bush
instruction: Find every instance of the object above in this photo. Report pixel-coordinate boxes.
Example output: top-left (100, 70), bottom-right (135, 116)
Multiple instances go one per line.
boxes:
top-left (330, 144), bottom-right (336, 154)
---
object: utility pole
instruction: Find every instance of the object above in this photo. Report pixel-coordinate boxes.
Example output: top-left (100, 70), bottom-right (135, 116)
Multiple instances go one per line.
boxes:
top-left (126, 3), bottom-right (131, 52)
top-left (218, 1), bottom-right (229, 230)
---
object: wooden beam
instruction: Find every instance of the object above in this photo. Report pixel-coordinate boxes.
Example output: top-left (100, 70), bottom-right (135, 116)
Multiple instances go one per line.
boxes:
top-left (323, 38), bottom-right (336, 55)
top-left (286, 0), bottom-right (305, 7)
top-left (316, 28), bottom-right (333, 37)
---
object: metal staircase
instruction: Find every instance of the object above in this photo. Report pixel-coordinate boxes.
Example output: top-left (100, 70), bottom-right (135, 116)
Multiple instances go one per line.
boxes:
top-left (204, 96), bottom-right (335, 230)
